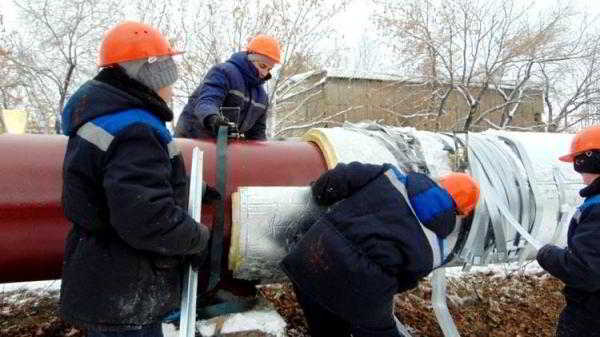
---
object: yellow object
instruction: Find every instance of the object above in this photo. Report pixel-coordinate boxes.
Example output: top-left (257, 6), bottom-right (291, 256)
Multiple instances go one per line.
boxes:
top-left (228, 191), bottom-right (243, 272)
top-left (302, 128), bottom-right (339, 169)
top-left (302, 127), bottom-right (398, 169)
top-left (1, 109), bottom-right (28, 134)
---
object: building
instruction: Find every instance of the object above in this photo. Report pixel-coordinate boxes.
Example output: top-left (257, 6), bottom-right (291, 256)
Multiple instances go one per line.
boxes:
top-left (274, 70), bottom-right (544, 137)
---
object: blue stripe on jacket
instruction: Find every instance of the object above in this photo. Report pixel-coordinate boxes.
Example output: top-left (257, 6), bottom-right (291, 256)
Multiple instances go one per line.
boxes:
top-left (93, 108), bottom-right (172, 144)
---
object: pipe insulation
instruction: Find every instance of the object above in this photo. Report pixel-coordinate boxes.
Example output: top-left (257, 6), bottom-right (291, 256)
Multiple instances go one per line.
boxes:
top-left (229, 123), bottom-right (582, 280)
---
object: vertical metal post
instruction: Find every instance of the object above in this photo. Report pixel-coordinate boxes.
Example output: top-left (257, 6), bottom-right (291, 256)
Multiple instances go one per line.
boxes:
top-left (432, 268), bottom-right (460, 337)
top-left (179, 147), bottom-right (203, 337)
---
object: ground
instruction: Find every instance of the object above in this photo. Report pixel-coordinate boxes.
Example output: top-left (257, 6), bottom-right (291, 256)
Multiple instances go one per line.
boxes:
top-left (1, 269), bottom-right (564, 337)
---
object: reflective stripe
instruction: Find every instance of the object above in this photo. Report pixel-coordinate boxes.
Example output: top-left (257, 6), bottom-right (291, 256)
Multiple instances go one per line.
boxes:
top-left (228, 90), bottom-right (267, 110)
top-left (77, 122), bottom-right (114, 152)
top-left (78, 121), bottom-right (179, 159)
top-left (228, 90), bottom-right (248, 101)
top-left (167, 140), bottom-right (180, 159)
top-left (251, 101), bottom-right (266, 109)
top-left (385, 169), bottom-right (444, 268)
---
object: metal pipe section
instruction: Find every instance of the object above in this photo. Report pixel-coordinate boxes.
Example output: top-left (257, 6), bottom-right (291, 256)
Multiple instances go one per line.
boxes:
top-left (0, 134), bottom-right (327, 283)
top-left (0, 127), bottom-right (584, 283)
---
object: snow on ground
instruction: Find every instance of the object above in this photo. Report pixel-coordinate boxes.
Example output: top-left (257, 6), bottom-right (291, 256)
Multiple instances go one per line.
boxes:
top-left (1, 261), bottom-right (552, 337)
top-left (444, 260), bottom-right (544, 276)
top-left (1, 280), bottom-right (61, 293)
top-left (195, 310), bottom-right (286, 337)
top-left (1, 279), bottom-right (286, 337)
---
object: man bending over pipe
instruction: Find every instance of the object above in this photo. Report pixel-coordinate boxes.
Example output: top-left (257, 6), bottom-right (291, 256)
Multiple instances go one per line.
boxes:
top-left (281, 161), bottom-right (480, 337)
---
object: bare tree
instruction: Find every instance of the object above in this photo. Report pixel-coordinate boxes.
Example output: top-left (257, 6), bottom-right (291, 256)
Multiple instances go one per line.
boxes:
top-left (0, 12), bottom-right (29, 132)
top-left (120, 0), bottom-right (349, 136)
top-left (538, 25), bottom-right (600, 132)
top-left (5, 0), bottom-right (348, 136)
top-left (138, 0), bottom-right (349, 137)
top-left (9, 0), bottom-right (124, 133)
top-left (266, 0), bottom-right (350, 137)
top-left (373, 0), bottom-right (580, 132)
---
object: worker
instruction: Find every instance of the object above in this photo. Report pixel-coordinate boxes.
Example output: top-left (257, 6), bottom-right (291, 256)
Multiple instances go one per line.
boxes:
top-left (59, 21), bottom-right (219, 337)
top-left (281, 161), bottom-right (480, 337)
top-left (537, 125), bottom-right (600, 337)
top-left (174, 34), bottom-right (281, 140)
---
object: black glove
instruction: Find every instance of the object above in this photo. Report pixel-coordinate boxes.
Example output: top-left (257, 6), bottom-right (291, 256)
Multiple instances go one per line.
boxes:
top-left (202, 183), bottom-right (222, 204)
top-left (205, 114), bottom-right (231, 136)
top-left (189, 232), bottom-right (211, 271)
top-left (310, 172), bottom-right (349, 207)
top-left (189, 250), bottom-right (209, 271)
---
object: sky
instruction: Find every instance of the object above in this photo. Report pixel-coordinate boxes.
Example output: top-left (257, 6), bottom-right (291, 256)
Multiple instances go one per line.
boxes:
top-left (0, 0), bottom-right (16, 27)
top-left (3, 0), bottom-right (600, 58)
top-left (0, 0), bottom-right (373, 43)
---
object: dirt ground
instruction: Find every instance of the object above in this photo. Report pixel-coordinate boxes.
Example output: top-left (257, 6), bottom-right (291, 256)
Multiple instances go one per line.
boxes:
top-left (260, 270), bottom-right (565, 337)
top-left (1, 271), bottom-right (564, 337)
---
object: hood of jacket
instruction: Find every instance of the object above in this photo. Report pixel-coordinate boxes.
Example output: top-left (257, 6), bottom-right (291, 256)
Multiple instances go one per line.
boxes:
top-left (61, 67), bottom-right (173, 136)
top-left (404, 171), bottom-right (457, 238)
top-left (580, 176), bottom-right (600, 198)
top-left (226, 51), bottom-right (269, 88)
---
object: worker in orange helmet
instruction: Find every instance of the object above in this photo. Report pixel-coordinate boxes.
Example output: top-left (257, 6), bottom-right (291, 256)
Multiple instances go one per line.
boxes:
top-left (281, 162), bottom-right (479, 337)
top-left (537, 125), bottom-right (600, 337)
top-left (59, 21), bottom-right (219, 337)
top-left (175, 34), bottom-right (281, 140)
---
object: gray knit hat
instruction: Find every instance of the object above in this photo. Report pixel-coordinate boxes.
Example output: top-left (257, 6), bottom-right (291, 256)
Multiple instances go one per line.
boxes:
top-left (119, 56), bottom-right (178, 91)
top-left (247, 53), bottom-right (276, 66)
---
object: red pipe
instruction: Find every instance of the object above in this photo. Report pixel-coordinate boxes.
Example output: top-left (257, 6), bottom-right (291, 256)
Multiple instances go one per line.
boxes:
top-left (0, 134), bottom-right (327, 284)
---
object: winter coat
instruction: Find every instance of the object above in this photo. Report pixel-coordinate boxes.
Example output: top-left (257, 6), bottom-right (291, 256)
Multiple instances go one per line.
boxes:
top-left (537, 176), bottom-right (600, 315)
top-left (281, 162), bottom-right (457, 323)
top-left (59, 67), bottom-right (210, 331)
top-left (175, 51), bottom-right (270, 140)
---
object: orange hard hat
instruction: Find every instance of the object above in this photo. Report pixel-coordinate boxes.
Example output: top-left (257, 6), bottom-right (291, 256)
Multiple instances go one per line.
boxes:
top-left (99, 21), bottom-right (183, 67)
top-left (559, 125), bottom-right (600, 162)
top-left (247, 34), bottom-right (281, 64)
top-left (439, 172), bottom-right (480, 216)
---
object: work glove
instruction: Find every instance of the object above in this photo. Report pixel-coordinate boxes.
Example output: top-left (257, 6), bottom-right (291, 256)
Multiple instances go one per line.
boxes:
top-left (161, 308), bottom-right (181, 324)
top-left (189, 251), bottom-right (209, 271)
top-left (535, 243), bottom-right (556, 271)
top-left (311, 162), bottom-right (386, 206)
top-left (202, 183), bottom-right (222, 204)
top-left (205, 114), bottom-right (232, 137)
top-left (310, 172), bottom-right (349, 207)
top-left (189, 233), bottom-right (211, 271)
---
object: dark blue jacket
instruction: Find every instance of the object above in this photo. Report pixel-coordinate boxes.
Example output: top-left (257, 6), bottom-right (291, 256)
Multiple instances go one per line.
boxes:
top-left (281, 162), bottom-right (457, 323)
top-left (59, 67), bottom-right (209, 331)
top-left (175, 52), bottom-right (269, 140)
top-left (537, 177), bottom-right (600, 314)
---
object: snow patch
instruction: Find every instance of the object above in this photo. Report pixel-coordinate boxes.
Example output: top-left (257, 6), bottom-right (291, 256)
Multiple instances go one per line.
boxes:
top-left (196, 310), bottom-right (287, 337)
top-left (1, 280), bottom-right (61, 293)
top-left (442, 261), bottom-right (544, 278)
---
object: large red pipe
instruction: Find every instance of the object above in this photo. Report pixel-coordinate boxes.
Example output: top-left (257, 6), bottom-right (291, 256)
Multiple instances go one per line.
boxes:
top-left (0, 134), bottom-right (327, 284)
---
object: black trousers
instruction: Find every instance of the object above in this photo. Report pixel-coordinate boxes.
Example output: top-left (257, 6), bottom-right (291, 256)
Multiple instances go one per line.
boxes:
top-left (293, 285), bottom-right (407, 337)
top-left (556, 302), bottom-right (600, 337)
